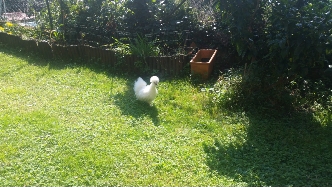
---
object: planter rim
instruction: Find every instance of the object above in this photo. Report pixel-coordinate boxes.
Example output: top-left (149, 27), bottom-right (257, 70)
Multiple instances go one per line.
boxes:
top-left (190, 49), bottom-right (217, 64)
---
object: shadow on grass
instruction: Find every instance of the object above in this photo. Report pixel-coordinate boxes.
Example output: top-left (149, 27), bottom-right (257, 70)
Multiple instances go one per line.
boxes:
top-left (111, 80), bottom-right (160, 126)
top-left (203, 111), bottom-right (332, 186)
top-left (0, 45), bottom-right (69, 70)
top-left (1, 45), bottom-right (160, 126)
top-left (0, 44), bottom-right (117, 75)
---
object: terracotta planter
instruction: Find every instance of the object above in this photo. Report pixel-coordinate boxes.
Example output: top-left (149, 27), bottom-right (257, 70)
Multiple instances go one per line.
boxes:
top-left (190, 49), bottom-right (217, 79)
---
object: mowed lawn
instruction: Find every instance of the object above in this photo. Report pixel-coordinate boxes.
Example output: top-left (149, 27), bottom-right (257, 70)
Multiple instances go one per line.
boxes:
top-left (0, 47), bottom-right (236, 186)
top-left (0, 46), bottom-right (332, 186)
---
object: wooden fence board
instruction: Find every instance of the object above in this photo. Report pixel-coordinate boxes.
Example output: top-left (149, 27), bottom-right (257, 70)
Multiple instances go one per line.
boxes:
top-left (108, 49), bottom-right (115, 67)
top-left (37, 41), bottom-right (52, 58)
top-left (0, 34), bottom-right (191, 76)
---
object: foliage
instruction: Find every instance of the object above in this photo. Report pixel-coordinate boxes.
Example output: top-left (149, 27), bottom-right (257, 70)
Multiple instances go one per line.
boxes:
top-left (28, 0), bottom-right (200, 54)
top-left (208, 66), bottom-right (332, 117)
top-left (130, 34), bottom-right (159, 72)
top-left (209, 0), bottom-right (332, 110)
top-left (266, 0), bottom-right (332, 78)
top-left (0, 21), bottom-right (42, 40)
top-left (130, 34), bottom-right (160, 57)
top-left (4, 0), bottom-right (220, 54)
top-left (215, 0), bottom-right (332, 70)
top-left (289, 78), bottom-right (332, 114)
top-left (216, 0), bottom-right (267, 59)
top-left (3, 22), bottom-right (16, 35)
top-left (207, 68), bottom-right (245, 112)
top-left (109, 37), bottom-right (131, 55)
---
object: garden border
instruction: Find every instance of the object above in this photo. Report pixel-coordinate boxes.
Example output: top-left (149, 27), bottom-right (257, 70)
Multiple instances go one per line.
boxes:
top-left (0, 32), bottom-right (190, 75)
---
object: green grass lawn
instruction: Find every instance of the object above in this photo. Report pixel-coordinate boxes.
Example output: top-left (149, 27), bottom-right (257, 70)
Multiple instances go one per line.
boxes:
top-left (0, 45), bottom-right (332, 186)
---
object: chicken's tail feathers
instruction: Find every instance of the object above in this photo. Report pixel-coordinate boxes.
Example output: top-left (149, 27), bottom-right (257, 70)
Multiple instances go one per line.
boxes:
top-left (134, 77), bottom-right (147, 94)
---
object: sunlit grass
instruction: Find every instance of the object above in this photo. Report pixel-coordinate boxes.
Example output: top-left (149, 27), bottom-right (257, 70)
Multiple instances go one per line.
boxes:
top-left (0, 48), bottom-right (239, 186)
top-left (0, 47), bottom-right (331, 186)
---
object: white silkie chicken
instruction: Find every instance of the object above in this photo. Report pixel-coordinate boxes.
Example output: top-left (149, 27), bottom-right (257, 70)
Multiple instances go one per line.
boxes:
top-left (134, 76), bottom-right (159, 104)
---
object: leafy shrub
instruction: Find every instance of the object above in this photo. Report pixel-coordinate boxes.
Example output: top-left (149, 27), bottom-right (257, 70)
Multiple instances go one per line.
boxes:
top-left (266, 0), bottom-right (332, 79)
top-left (130, 35), bottom-right (160, 57)
top-left (130, 34), bottom-right (160, 73)
top-left (210, 68), bottom-right (245, 111)
top-left (28, 0), bottom-right (202, 55)
top-left (209, 66), bottom-right (332, 116)
top-left (208, 0), bottom-right (332, 111)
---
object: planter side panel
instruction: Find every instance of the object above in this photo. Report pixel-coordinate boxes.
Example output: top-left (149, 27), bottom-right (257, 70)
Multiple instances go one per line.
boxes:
top-left (190, 49), bottom-right (217, 79)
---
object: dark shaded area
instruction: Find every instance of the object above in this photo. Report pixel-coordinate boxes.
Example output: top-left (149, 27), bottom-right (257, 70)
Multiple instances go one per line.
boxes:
top-left (0, 43), bottom-right (97, 71)
top-left (204, 112), bottom-right (332, 186)
top-left (0, 42), bottom-right (133, 77)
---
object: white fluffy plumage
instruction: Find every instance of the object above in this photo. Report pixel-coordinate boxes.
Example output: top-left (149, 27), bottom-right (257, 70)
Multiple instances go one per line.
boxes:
top-left (134, 76), bottom-right (159, 104)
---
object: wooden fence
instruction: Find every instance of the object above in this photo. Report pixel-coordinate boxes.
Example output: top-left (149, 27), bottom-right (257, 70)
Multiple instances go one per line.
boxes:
top-left (0, 32), bottom-right (190, 75)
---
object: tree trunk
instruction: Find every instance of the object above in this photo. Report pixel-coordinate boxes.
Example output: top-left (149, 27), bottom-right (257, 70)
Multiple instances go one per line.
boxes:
top-left (45, 0), bottom-right (53, 30)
